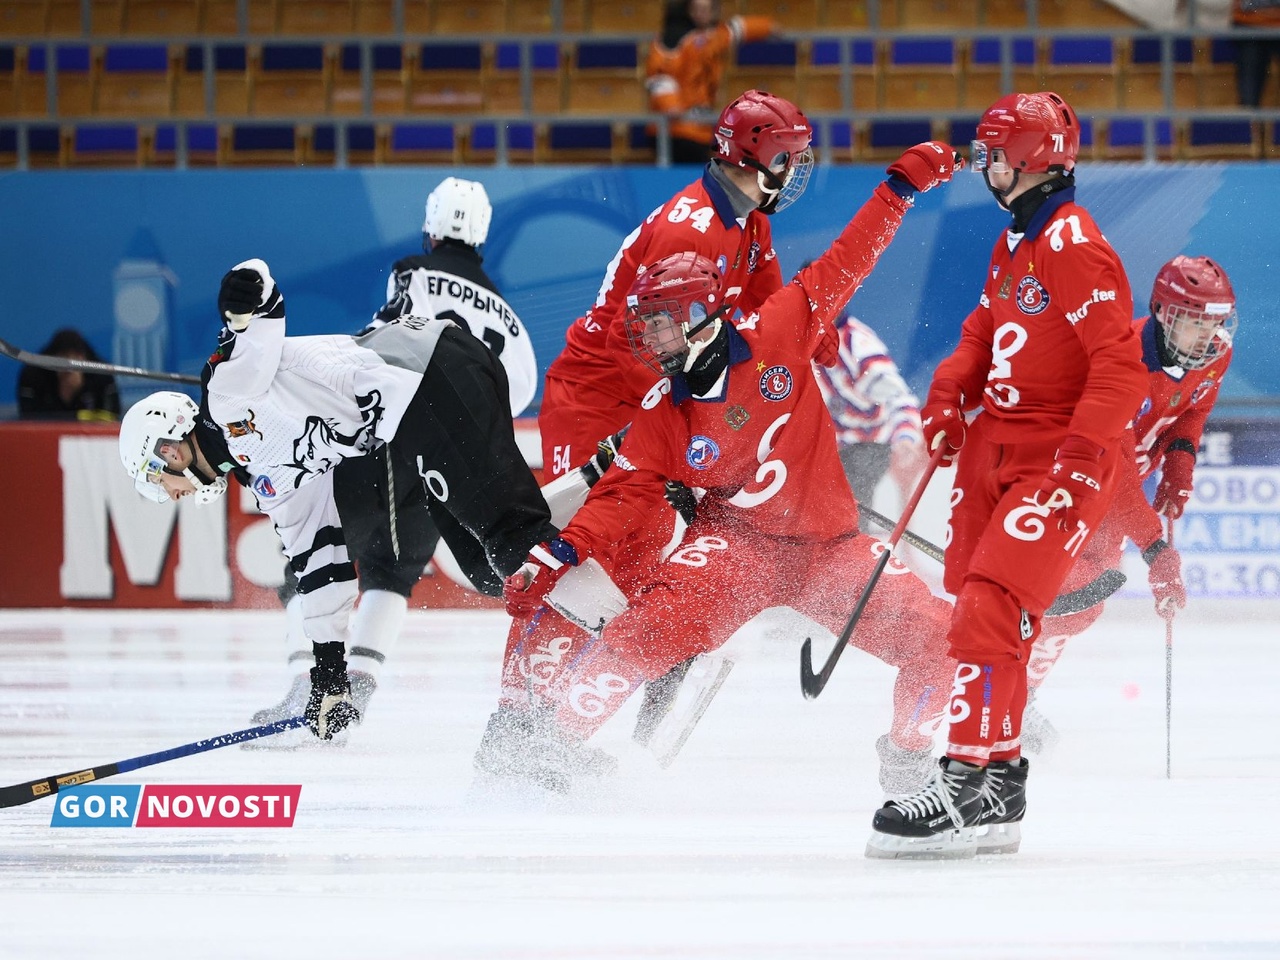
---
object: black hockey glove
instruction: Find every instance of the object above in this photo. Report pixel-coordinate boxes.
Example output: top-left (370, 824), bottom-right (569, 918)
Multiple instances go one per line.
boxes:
top-left (664, 480), bottom-right (697, 525)
top-left (218, 258), bottom-right (285, 331)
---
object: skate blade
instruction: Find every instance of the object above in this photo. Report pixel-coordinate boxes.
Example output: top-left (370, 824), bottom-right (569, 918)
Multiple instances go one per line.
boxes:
top-left (645, 657), bottom-right (735, 768)
top-left (865, 827), bottom-right (977, 860)
top-left (975, 821), bottom-right (1022, 855)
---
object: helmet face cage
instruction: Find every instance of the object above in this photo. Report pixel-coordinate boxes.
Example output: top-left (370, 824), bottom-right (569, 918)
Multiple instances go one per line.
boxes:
top-left (626, 298), bottom-right (704, 375)
top-left (625, 253), bottom-right (722, 375)
top-left (1151, 256), bottom-right (1238, 370)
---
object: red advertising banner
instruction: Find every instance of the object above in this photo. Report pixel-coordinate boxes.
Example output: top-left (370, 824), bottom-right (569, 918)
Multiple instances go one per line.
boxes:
top-left (0, 420), bottom-right (542, 609)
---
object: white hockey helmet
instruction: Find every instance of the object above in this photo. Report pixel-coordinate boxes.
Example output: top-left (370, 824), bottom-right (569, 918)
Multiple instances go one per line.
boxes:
top-left (423, 177), bottom-right (492, 248)
top-left (118, 391), bottom-right (226, 505)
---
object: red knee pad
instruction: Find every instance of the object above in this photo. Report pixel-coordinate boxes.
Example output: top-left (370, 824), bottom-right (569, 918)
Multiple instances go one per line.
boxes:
top-left (948, 577), bottom-right (1038, 664)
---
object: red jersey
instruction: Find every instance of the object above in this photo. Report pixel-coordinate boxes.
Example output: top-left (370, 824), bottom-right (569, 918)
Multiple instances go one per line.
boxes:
top-left (933, 188), bottom-right (1147, 451)
top-left (1131, 314), bottom-right (1232, 478)
top-left (558, 183), bottom-right (914, 562)
top-left (545, 167), bottom-right (784, 409)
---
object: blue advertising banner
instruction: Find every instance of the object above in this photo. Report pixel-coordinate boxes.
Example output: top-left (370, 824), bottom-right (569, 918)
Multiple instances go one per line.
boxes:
top-left (1, 163), bottom-right (1276, 416)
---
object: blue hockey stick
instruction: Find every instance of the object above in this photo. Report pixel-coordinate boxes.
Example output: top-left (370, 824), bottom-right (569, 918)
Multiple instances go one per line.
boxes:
top-left (0, 716), bottom-right (307, 809)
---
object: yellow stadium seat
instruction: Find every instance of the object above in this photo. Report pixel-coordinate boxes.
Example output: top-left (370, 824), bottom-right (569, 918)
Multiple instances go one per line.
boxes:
top-left (276, 0), bottom-right (354, 34)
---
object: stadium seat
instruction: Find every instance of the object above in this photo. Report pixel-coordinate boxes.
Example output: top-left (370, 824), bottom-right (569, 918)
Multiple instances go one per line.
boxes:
top-left (150, 121), bottom-right (219, 165)
top-left (221, 121), bottom-right (304, 165)
top-left (65, 122), bottom-right (146, 166)
top-left (331, 43), bottom-right (406, 115)
top-left (810, 116), bottom-right (855, 162)
top-left (822, 0), bottom-right (870, 28)
top-left (378, 121), bottom-right (463, 163)
top-left (585, 0), bottom-right (654, 33)
top-left (506, 0), bottom-right (553, 33)
top-left (406, 41), bottom-right (484, 113)
top-left (725, 39), bottom-right (800, 104)
top-left (880, 0), bottom-right (979, 31)
top-left (486, 41), bottom-right (562, 113)
top-left (0, 2), bottom-right (52, 35)
top-left (1194, 37), bottom-right (1239, 108)
top-left (464, 120), bottom-right (536, 163)
top-left (1177, 118), bottom-right (1261, 160)
top-left (859, 117), bottom-right (932, 161)
top-left (1037, 0), bottom-right (1139, 28)
top-left (353, 0), bottom-right (394, 33)
top-left (55, 45), bottom-right (94, 116)
top-left (564, 40), bottom-right (644, 115)
top-left (201, 0), bottom-right (248, 34)
top-left (88, 1), bottom-right (126, 34)
top-left (538, 120), bottom-right (620, 163)
top-left (1041, 36), bottom-right (1120, 111)
top-left (306, 121), bottom-right (377, 164)
top-left (802, 37), bottom-right (877, 111)
top-left (1266, 120), bottom-right (1280, 159)
top-left (1099, 116), bottom-right (1174, 160)
top-left (174, 44), bottom-right (250, 116)
top-left (741, 0), bottom-right (819, 30)
top-left (0, 126), bottom-right (16, 167)
top-left (881, 36), bottom-right (960, 110)
top-left (121, 0), bottom-right (202, 35)
top-left (980, 0), bottom-right (1028, 27)
top-left (10, 46), bottom-right (50, 117)
top-left (22, 124), bottom-right (64, 167)
top-left (273, 0), bottom-right (355, 34)
top-left (428, 0), bottom-right (505, 35)
top-left (963, 36), bottom-right (1038, 110)
top-left (251, 43), bottom-right (330, 116)
top-left (96, 44), bottom-right (174, 117)
top-left (1122, 36), bottom-right (1196, 110)
top-left (46, 1), bottom-right (85, 35)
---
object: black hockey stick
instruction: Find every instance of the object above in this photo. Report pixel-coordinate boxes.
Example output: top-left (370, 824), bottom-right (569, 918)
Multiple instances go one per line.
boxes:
top-left (858, 503), bottom-right (1126, 616)
top-left (0, 716), bottom-right (306, 809)
top-left (0, 336), bottom-right (199, 385)
top-left (800, 445), bottom-right (947, 699)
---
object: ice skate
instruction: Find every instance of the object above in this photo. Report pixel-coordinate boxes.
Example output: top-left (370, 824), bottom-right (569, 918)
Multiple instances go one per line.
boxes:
top-left (866, 758), bottom-right (986, 860)
top-left (875, 734), bottom-right (936, 796)
top-left (473, 705), bottom-right (617, 793)
top-left (349, 670), bottom-right (377, 720)
top-left (975, 757), bottom-right (1029, 855)
top-left (251, 672), bottom-right (310, 726)
top-left (1020, 698), bottom-right (1060, 756)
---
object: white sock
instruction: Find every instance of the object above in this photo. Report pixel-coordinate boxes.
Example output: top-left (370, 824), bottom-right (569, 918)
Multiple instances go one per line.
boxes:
top-left (284, 594), bottom-right (314, 675)
top-left (346, 590), bottom-right (407, 682)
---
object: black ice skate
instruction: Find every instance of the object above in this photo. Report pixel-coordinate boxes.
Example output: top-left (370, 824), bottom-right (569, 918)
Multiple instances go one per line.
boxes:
top-left (875, 734), bottom-right (936, 796)
top-left (473, 705), bottom-right (617, 793)
top-left (866, 757), bottom-right (986, 860)
top-left (975, 757), bottom-right (1030, 855)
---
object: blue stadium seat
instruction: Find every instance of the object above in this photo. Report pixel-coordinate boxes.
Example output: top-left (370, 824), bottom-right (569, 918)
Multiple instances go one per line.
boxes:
top-left (487, 41), bottom-right (562, 113)
top-left (55, 44), bottom-right (93, 116)
top-left (802, 37), bottom-right (876, 112)
top-left (727, 39), bottom-right (799, 103)
top-left (863, 117), bottom-right (932, 160)
top-left (964, 36), bottom-right (1037, 110)
top-left (70, 124), bottom-right (141, 165)
top-left (97, 44), bottom-right (173, 117)
top-left (1043, 35), bottom-right (1119, 110)
top-left (254, 43), bottom-right (329, 116)
top-left (332, 43), bottom-right (405, 115)
top-left (308, 122), bottom-right (377, 163)
top-left (407, 41), bottom-right (484, 113)
top-left (466, 120), bottom-right (536, 162)
top-left (1124, 36), bottom-right (1196, 110)
top-left (383, 122), bottom-right (462, 163)
top-left (882, 37), bottom-right (959, 110)
top-left (1181, 118), bottom-right (1260, 159)
top-left (1103, 117), bottom-right (1173, 160)
top-left (566, 41), bottom-right (643, 115)
top-left (226, 123), bottom-right (301, 165)
top-left (543, 120), bottom-right (617, 162)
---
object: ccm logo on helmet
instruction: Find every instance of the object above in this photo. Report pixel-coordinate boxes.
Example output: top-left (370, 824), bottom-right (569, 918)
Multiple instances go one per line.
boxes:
top-left (1065, 288), bottom-right (1116, 325)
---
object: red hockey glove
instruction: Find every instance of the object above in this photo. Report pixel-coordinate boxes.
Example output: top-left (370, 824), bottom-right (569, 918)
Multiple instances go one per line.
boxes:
top-left (814, 318), bottom-right (841, 367)
top-left (1036, 436), bottom-right (1104, 533)
top-left (919, 379), bottom-right (966, 466)
top-left (1143, 538), bottom-right (1186, 620)
top-left (502, 538), bottom-right (579, 617)
top-left (1153, 446), bottom-right (1195, 519)
top-left (886, 141), bottom-right (963, 194)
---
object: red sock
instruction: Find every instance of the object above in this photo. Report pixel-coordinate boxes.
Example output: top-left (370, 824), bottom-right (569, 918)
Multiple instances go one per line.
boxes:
top-left (945, 660), bottom-right (1026, 766)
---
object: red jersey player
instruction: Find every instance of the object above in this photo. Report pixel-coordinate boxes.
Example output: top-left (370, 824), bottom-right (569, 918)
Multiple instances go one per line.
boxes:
top-left (479, 142), bottom-right (964, 793)
top-left (1021, 255), bottom-right (1237, 752)
top-left (539, 89), bottom-right (806, 481)
top-left (868, 92), bottom-right (1148, 860)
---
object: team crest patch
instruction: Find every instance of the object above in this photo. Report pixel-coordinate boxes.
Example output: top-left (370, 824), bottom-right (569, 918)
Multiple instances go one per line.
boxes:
top-left (747, 240), bottom-right (762, 273)
top-left (1191, 379), bottom-right (1216, 404)
top-left (717, 254), bottom-right (728, 274)
top-left (997, 274), bottom-right (1013, 300)
top-left (225, 410), bottom-right (263, 440)
top-left (1015, 276), bottom-right (1050, 315)
top-left (252, 474), bottom-right (277, 498)
top-left (759, 365), bottom-right (793, 401)
top-left (724, 404), bottom-right (750, 430)
top-left (686, 436), bottom-right (720, 470)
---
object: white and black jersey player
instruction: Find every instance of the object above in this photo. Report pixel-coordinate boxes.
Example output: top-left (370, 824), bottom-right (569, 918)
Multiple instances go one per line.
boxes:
top-left (119, 258), bottom-right (559, 741)
top-left (255, 179), bottom-right (538, 736)
top-left (369, 177), bottom-right (537, 414)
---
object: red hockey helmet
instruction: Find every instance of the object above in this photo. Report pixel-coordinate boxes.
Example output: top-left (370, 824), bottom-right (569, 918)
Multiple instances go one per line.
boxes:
top-left (625, 251), bottom-right (724, 375)
top-left (1150, 255), bottom-right (1237, 370)
top-left (970, 91), bottom-right (1080, 176)
top-left (714, 89), bottom-right (814, 213)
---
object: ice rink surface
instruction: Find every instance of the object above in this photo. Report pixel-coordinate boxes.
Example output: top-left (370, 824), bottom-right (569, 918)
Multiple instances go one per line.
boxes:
top-left (2, 599), bottom-right (1279, 959)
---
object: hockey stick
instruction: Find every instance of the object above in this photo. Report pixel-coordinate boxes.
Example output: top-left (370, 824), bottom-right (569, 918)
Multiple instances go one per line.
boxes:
top-left (1164, 518), bottom-right (1176, 780)
top-left (800, 445), bottom-right (947, 699)
top-left (0, 336), bottom-right (199, 385)
top-left (0, 716), bottom-right (306, 809)
top-left (858, 505), bottom-right (1127, 617)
